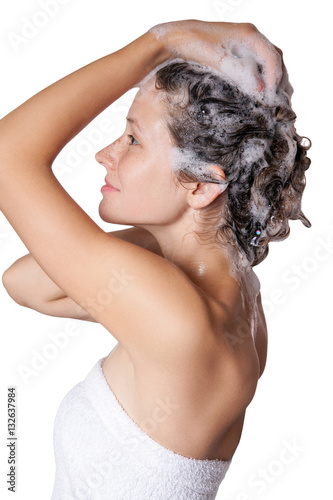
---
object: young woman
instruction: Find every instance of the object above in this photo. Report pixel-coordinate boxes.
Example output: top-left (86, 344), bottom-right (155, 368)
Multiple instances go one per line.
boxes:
top-left (0, 20), bottom-right (310, 499)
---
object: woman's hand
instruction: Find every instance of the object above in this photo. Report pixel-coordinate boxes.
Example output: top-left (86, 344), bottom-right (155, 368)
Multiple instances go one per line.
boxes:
top-left (150, 20), bottom-right (291, 101)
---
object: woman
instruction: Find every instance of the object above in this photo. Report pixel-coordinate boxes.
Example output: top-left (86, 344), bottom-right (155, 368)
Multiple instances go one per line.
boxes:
top-left (0, 20), bottom-right (310, 499)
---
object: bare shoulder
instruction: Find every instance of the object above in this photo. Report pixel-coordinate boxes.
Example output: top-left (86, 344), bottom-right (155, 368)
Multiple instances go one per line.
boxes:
top-left (108, 226), bottom-right (164, 257)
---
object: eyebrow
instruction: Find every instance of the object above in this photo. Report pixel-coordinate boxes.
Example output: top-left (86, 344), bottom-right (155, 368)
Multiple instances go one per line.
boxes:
top-left (126, 117), bottom-right (142, 133)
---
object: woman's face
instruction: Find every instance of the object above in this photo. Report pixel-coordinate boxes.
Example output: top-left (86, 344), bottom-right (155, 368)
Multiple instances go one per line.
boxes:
top-left (96, 81), bottom-right (189, 227)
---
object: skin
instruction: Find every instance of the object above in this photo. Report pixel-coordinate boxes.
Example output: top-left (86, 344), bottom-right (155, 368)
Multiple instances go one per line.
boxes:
top-left (0, 20), bottom-right (273, 461)
top-left (97, 77), bottom-right (228, 278)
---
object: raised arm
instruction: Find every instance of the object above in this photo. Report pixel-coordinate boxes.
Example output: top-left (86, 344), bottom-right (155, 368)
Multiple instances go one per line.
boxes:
top-left (0, 21), bottom-right (284, 356)
top-left (0, 21), bottom-right (285, 167)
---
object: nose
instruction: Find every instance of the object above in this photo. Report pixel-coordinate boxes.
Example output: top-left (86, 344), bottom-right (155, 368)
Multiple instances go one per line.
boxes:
top-left (94, 147), bottom-right (106, 165)
top-left (95, 136), bottom-right (123, 170)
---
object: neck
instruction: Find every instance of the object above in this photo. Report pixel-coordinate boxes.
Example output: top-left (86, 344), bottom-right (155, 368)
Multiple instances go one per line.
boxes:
top-left (139, 216), bottom-right (236, 296)
top-left (138, 214), bottom-right (260, 331)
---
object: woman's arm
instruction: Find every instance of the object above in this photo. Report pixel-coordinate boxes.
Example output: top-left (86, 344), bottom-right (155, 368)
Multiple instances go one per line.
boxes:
top-left (0, 25), bottom-right (218, 359)
top-left (2, 256), bottom-right (95, 321)
top-left (2, 227), bottom-right (163, 322)
top-left (0, 21), bottom-right (284, 168)
top-left (0, 21), bottom-right (283, 358)
top-left (0, 31), bottom-right (167, 167)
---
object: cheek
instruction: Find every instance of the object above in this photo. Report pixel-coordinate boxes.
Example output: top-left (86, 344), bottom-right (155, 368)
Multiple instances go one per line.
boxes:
top-left (111, 152), bottom-right (186, 221)
top-left (145, 172), bottom-right (186, 218)
top-left (118, 154), bottom-right (161, 195)
top-left (125, 174), bottom-right (169, 214)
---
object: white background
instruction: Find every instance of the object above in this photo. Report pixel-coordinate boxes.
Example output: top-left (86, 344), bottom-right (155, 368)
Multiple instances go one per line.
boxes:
top-left (0, 0), bottom-right (331, 499)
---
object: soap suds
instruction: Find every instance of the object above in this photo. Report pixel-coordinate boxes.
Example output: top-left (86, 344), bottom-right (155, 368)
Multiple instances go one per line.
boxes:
top-left (169, 147), bottom-right (229, 193)
top-left (143, 24), bottom-right (309, 342)
top-left (149, 20), bottom-right (291, 106)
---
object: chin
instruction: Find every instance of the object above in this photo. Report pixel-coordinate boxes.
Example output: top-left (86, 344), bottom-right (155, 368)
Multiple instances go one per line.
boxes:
top-left (98, 204), bottom-right (132, 225)
top-left (99, 204), bottom-right (116, 224)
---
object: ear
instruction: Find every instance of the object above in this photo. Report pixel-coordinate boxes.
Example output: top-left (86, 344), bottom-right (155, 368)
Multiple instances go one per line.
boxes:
top-left (187, 165), bottom-right (228, 210)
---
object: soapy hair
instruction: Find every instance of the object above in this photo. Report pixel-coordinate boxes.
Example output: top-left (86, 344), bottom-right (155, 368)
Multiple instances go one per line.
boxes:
top-left (154, 61), bottom-right (311, 267)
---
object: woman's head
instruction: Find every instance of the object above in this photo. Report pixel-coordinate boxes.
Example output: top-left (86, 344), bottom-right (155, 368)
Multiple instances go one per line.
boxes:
top-left (96, 76), bottom-right (224, 232)
top-left (153, 60), bottom-right (311, 267)
top-left (96, 80), bottom-right (195, 227)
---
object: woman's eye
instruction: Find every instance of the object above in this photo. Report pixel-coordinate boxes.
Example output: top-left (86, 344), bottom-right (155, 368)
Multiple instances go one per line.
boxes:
top-left (129, 135), bottom-right (139, 145)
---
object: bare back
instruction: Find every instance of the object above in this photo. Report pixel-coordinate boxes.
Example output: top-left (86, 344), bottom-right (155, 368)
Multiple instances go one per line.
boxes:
top-left (102, 277), bottom-right (268, 462)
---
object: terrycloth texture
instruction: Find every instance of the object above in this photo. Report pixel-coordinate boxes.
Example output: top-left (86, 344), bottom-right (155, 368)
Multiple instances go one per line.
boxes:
top-left (51, 357), bottom-right (231, 499)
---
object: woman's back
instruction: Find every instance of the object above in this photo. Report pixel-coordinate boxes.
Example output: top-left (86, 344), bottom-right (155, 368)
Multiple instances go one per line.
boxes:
top-left (51, 278), bottom-right (266, 499)
top-left (101, 269), bottom-right (268, 462)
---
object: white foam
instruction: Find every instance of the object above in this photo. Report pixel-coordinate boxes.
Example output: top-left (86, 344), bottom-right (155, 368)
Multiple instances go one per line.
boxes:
top-left (149, 21), bottom-right (290, 107)
top-left (147, 23), bottom-right (300, 342)
top-left (241, 140), bottom-right (267, 165)
top-left (169, 147), bottom-right (229, 193)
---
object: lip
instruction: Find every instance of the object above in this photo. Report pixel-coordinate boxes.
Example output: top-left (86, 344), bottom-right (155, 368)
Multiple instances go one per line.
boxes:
top-left (101, 178), bottom-right (120, 193)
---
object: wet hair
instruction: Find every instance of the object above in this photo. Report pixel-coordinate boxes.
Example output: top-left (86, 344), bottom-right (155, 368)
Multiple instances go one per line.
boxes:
top-left (154, 61), bottom-right (311, 267)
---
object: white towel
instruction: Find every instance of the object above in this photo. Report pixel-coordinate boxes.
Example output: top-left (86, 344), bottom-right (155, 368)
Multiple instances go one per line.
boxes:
top-left (51, 357), bottom-right (231, 499)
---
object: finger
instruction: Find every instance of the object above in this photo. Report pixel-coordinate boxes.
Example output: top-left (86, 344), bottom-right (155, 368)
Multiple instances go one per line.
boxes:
top-left (272, 44), bottom-right (293, 97)
top-left (253, 35), bottom-right (283, 91)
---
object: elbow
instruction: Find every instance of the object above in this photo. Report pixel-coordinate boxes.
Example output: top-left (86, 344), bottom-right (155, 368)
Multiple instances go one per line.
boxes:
top-left (2, 268), bottom-right (11, 294)
top-left (2, 268), bottom-right (26, 306)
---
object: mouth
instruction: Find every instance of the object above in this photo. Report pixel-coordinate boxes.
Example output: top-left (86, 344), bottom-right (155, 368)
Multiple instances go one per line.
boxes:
top-left (101, 178), bottom-right (120, 193)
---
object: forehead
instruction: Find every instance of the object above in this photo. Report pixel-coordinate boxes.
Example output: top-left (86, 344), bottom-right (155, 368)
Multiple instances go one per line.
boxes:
top-left (128, 78), bottom-right (167, 128)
